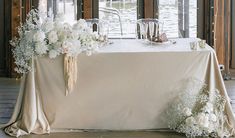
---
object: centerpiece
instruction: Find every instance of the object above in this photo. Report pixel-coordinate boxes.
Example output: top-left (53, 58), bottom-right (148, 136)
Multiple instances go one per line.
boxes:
top-left (11, 9), bottom-right (108, 95)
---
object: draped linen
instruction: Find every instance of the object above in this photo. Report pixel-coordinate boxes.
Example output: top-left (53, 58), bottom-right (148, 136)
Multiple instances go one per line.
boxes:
top-left (1, 38), bottom-right (235, 137)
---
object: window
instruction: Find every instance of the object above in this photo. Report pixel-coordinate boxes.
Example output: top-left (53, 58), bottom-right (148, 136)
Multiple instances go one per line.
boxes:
top-left (99, 0), bottom-right (137, 38)
top-left (39, 0), bottom-right (78, 24)
top-left (159, 0), bottom-right (197, 38)
top-left (38, 0), bottom-right (198, 38)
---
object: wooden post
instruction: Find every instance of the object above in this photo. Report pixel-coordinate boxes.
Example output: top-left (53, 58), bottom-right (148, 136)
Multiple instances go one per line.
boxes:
top-left (223, 0), bottom-right (231, 79)
top-left (83, 0), bottom-right (92, 19)
top-left (144, 0), bottom-right (153, 18)
top-left (232, 0), bottom-right (235, 68)
top-left (214, 0), bottom-right (225, 65)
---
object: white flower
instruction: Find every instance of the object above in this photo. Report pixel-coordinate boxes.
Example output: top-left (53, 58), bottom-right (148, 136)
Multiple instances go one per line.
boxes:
top-left (63, 23), bottom-right (72, 30)
top-left (53, 42), bottom-right (62, 50)
top-left (49, 49), bottom-right (59, 58)
top-left (209, 113), bottom-right (217, 122)
top-left (42, 19), bottom-right (54, 33)
top-left (33, 31), bottom-right (45, 42)
top-left (204, 102), bottom-right (213, 113)
top-left (73, 19), bottom-right (88, 30)
top-left (59, 40), bottom-right (81, 57)
top-left (48, 30), bottom-right (58, 44)
top-left (62, 41), bottom-right (73, 53)
top-left (183, 107), bottom-right (192, 116)
top-left (25, 31), bottom-right (34, 42)
top-left (70, 31), bottom-right (79, 40)
top-left (196, 113), bottom-right (209, 128)
top-left (207, 123), bottom-right (215, 133)
top-left (185, 116), bottom-right (195, 126)
top-left (35, 42), bottom-right (48, 55)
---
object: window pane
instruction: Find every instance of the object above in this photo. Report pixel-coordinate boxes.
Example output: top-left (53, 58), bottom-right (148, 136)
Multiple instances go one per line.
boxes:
top-left (57, 0), bottom-right (77, 24)
top-left (39, 0), bottom-right (77, 24)
top-left (99, 0), bottom-right (137, 38)
top-left (159, 0), bottom-right (197, 38)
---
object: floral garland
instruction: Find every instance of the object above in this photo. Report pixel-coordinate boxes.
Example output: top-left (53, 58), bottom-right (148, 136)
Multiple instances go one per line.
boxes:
top-left (166, 79), bottom-right (231, 137)
top-left (11, 9), bottom-right (105, 74)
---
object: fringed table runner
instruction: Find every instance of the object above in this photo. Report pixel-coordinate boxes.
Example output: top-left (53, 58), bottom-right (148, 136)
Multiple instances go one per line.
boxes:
top-left (64, 54), bottom-right (78, 96)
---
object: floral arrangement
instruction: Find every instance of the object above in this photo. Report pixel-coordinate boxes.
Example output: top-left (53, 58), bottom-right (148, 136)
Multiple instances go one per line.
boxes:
top-left (11, 9), bottom-right (105, 74)
top-left (166, 79), bottom-right (231, 137)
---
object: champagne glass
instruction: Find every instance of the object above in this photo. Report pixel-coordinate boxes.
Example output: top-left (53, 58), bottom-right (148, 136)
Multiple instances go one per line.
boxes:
top-left (144, 22), bottom-right (149, 42)
top-left (139, 23), bottom-right (146, 40)
top-left (149, 22), bottom-right (155, 44)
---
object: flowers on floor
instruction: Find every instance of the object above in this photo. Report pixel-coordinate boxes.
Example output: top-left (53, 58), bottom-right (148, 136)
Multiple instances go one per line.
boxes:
top-left (11, 9), bottom-right (106, 74)
top-left (166, 79), bottom-right (231, 137)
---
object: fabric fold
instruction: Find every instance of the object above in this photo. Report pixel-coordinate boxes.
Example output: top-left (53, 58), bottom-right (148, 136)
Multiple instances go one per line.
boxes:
top-left (3, 57), bottom-right (50, 137)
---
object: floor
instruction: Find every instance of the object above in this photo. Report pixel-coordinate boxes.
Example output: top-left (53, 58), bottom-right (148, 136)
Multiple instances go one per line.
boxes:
top-left (0, 73), bottom-right (235, 138)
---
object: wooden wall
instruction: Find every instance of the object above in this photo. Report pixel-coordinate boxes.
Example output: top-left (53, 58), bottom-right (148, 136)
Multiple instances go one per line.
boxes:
top-left (0, 0), bottom-right (38, 77)
top-left (0, 0), bottom-right (12, 77)
top-left (214, 0), bottom-right (231, 66)
top-left (0, 0), bottom-right (6, 76)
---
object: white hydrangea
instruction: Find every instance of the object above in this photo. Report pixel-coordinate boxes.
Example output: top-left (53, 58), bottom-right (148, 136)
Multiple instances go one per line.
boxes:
top-left (35, 42), bottom-right (48, 55)
top-left (11, 11), bottom-right (107, 74)
top-left (49, 49), bottom-right (59, 58)
top-left (33, 30), bottom-right (45, 42)
top-left (48, 30), bottom-right (58, 44)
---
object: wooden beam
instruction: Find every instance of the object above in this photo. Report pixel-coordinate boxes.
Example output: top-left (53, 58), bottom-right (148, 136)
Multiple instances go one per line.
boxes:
top-left (83, 0), bottom-right (92, 19)
top-left (144, 0), bottom-right (153, 18)
top-left (214, 0), bottom-right (231, 65)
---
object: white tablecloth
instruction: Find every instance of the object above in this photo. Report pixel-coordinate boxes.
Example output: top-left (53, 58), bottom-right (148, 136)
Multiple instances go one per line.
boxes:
top-left (2, 38), bottom-right (235, 137)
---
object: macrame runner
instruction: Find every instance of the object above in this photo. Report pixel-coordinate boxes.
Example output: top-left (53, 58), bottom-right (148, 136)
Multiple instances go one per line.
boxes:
top-left (64, 55), bottom-right (78, 96)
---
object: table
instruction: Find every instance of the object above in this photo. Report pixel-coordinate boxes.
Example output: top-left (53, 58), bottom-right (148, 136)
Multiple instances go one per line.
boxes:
top-left (2, 38), bottom-right (235, 137)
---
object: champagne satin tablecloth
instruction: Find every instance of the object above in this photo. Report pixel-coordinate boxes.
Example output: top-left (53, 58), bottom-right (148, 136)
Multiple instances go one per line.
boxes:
top-left (2, 38), bottom-right (235, 137)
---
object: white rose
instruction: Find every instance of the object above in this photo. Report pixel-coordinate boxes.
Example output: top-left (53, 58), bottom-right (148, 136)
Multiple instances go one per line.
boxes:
top-left (48, 31), bottom-right (58, 44)
top-left (67, 40), bottom-right (81, 56)
top-left (63, 23), bottom-right (72, 30)
top-left (35, 42), bottom-right (48, 55)
top-left (57, 30), bottom-right (68, 41)
top-left (183, 107), bottom-right (192, 116)
top-left (33, 31), bottom-right (45, 42)
top-left (62, 41), bottom-right (73, 53)
top-left (209, 113), bottom-right (217, 122)
top-left (49, 49), bottom-right (59, 58)
top-left (73, 19), bottom-right (88, 30)
top-left (185, 116), bottom-right (195, 126)
top-left (70, 31), bottom-right (79, 40)
top-left (53, 42), bottom-right (62, 50)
